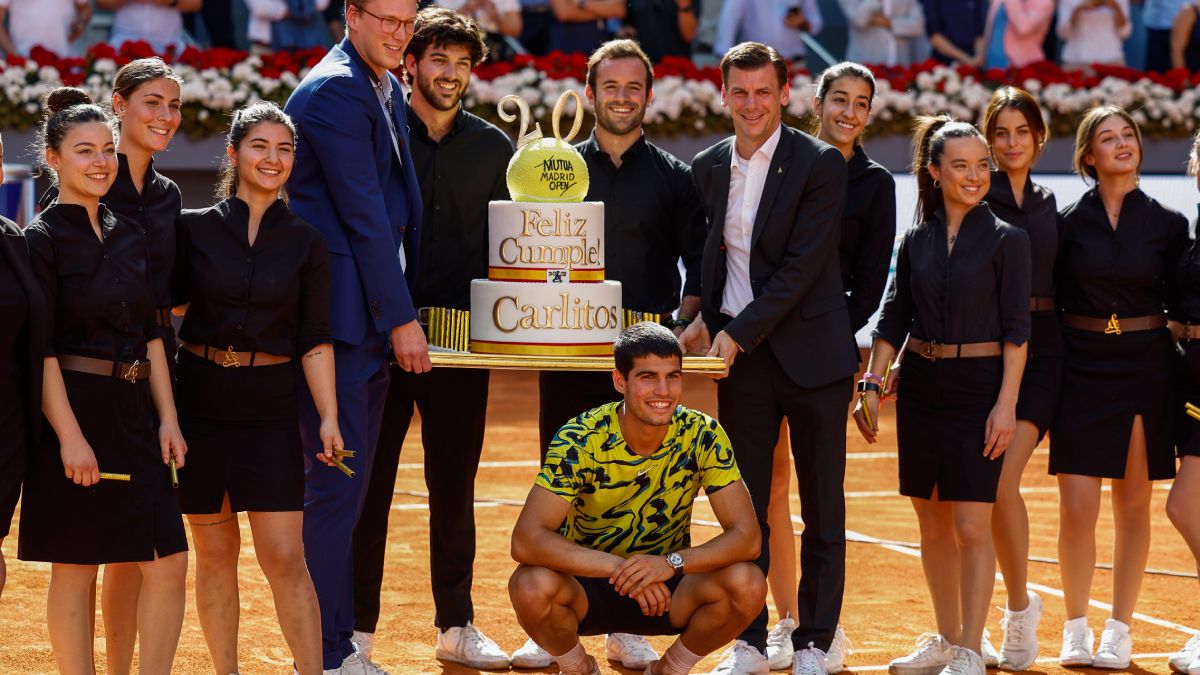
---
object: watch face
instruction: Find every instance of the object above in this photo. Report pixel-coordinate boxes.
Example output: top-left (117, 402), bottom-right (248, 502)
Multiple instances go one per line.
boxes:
top-left (667, 552), bottom-right (683, 567)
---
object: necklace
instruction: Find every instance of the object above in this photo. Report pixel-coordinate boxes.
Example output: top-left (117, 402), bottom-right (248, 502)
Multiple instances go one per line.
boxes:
top-left (948, 233), bottom-right (958, 246)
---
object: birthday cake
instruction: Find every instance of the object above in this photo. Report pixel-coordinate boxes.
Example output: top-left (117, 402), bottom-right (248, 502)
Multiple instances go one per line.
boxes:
top-left (468, 92), bottom-right (622, 356)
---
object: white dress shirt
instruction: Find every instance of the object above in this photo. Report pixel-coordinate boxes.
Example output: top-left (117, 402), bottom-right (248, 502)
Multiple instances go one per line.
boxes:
top-left (721, 123), bottom-right (782, 319)
top-left (714, 0), bottom-right (824, 61)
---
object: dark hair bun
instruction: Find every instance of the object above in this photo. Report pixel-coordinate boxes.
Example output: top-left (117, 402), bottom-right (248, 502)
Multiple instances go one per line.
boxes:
top-left (45, 87), bottom-right (93, 116)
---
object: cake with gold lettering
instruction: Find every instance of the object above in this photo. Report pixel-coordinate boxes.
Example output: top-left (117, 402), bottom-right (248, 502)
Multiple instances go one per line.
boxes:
top-left (468, 92), bottom-right (622, 356)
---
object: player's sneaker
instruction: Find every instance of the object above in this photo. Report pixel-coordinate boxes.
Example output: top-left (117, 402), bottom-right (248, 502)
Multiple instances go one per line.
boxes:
top-left (1059, 617), bottom-right (1094, 667)
top-left (351, 631), bottom-right (374, 661)
top-left (939, 647), bottom-right (985, 675)
top-left (794, 643), bottom-right (828, 675)
top-left (888, 633), bottom-right (956, 675)
top-left (606, 633), bottom-right (659, 669)
top-left (1170, 634), bottom-right (1200, 673)
top-left (825, 625), bottom-right (853, 673)
top-left (435, 623), bottom-right (511, 669)
top-left (998, 591), bottom-right (1043, 671)
top-left (766, 616), bottom-right (797, 670)
top-left (981, 629), bottom-right (1000, 667)
top-left (1092, 619), bottom-right (1132, 669)
top-left (511, 638), bottom-right (554, 669)
top-left (707, 640), bottom-right (770, 674)
top-left (325, 650), bottom-right (390, 675)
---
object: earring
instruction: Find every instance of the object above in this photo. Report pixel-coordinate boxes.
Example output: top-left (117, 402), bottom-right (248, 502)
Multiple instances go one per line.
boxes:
top-left (933, 179), bottom-right (941, 188)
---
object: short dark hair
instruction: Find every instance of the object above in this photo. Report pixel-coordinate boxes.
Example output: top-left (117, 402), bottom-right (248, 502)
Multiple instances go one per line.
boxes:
top-left (404, 6), bottom-right (487, 71)
top-left (586, 39), bottom-right (654, 92)
top-left (614, 322), bottom-right (683, 376)
top-left (720, 41), bottom-right (788, 89)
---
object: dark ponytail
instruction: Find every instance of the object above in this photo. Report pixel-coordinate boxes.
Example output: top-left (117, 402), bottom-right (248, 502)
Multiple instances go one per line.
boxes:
top-left (811, 61), bottom-right (876, 139)
top-left (911, 115), bottom-right (984, 224)
top-left (36, 87), bottom-right (116, 184)
top-left (216, 101), bottom-right (297, 200)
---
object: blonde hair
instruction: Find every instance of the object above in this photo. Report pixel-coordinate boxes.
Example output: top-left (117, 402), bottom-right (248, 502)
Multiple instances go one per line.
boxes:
top-left (1072, 105), bottom-right (1142, 182)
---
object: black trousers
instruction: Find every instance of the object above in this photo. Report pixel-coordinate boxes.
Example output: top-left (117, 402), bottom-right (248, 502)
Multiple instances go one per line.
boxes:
top-left (352, 365), bottom-right (490, 631)
top-left (717, 346), bottom-right (852, 652)
top-left (537, 370), bottom-right (619, 459)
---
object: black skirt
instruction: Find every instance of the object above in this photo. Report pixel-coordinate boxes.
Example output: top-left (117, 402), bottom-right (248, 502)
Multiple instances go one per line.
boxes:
top-left (175, 348), bottom-right (304, 514)
top-left (1016, 311), bottom-right (1064, 440)
top-left (1176, 340), bottom-right (1200, 458)
top-left (18, 371), bottom-right (187, 564)
top-left (896, 354), bottom-right (1005, 502)
top-left (1049, 327), bottom-right (1176, 480)
top-left (0, 374), bottom-right (25, 539)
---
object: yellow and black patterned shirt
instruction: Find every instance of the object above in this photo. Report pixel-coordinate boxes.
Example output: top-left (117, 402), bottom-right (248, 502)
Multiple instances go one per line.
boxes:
top-left (536, 402), bottom-right (741, 558)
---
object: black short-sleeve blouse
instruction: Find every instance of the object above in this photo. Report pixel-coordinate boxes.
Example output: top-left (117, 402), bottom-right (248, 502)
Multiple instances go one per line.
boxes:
top-left (986, 171), bottom-right (1057, 300)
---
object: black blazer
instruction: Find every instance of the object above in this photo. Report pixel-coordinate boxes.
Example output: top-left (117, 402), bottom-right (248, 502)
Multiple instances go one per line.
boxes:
top-left (692, 124), bottom-right (858, 389)
top-left (0, 216), bottom-right (46, 447)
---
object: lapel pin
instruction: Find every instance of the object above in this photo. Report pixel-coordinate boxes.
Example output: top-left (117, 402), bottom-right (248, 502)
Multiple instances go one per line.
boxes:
top-left (777, 167), bottom-right (783, 174)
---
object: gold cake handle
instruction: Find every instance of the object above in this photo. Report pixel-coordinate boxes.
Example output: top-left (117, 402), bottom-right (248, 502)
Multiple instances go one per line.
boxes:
top-left (552, 90), bottom-right (584, 144)
top-left (497, 94), bottom-right (543, 149)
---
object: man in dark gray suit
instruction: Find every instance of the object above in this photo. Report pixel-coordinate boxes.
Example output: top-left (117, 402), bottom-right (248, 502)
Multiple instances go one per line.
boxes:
top-left (682, 41), bottom-right (856, 675)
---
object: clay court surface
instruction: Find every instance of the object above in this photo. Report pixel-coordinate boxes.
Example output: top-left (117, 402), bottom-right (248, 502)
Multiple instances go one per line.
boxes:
top-left (1, 369), bottom-right (1198, 674)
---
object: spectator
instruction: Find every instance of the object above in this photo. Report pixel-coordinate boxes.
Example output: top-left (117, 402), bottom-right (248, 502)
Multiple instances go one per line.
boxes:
top-left (435, 0), bottom-right (523, 59)
top-left (982, 0), bottom-right (1055, 69)
top-left (840, 0), bottom-right (926, 67)
top-left (547, 0), bottom-right (624, 54)
top-left (1146, 0), bottom-right (1191, 69)
top-left (693, 0), bottom-right (725, 63)
top-left (324, 1), bottom-right (345, 41)
top-left (620, 0), bottom-right (697, 62)
top-left (184, 0), bottom-right (237, 48)
top-left (714, 0), bottom-right (823, 64)
top-left (922, 0), bottom-right (987, 65)
top-left (519, 0), bottom-right (551, 54)
top-left (246, 0), bottom-right (332, 52)
top-left (97, 0), bottom-right (203, 53)
top-left (0, 0), bottom-right (90, 57)
top-left (1058, 0), bottom-right (1132, 66)
top-left (1170, 0), bottom-right (1200, 69)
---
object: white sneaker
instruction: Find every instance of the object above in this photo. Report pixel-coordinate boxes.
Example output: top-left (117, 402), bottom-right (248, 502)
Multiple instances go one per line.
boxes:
top-left (998, 591), bottom-right (1042, 671)
top-left (435, 622), bottom-right (511, 669)
top-left (511, 638), bottom-right (554, 669)
top-left (766, 617), bottom-right (797, 670)
top-left (793, 643), bottom-right (828, 675)
top-left (351, 631), bottom-right (374, 661)
top-left (1188, 654), bottom-right (1200, 675)
top-left (825, 625), bottom-right (853, 674)
top-left (1170, 633), bottom-right (1200, 673)
top-left (1059, 617), bottom-right (1094, 667)
top-left (939, 647), bottom-right (985, 675)
top-left (1093, 618), bottom-right (1132, 669)
top-left (980, 629), bottom-right (1000, 668)
top-left (889, 633), bottom-right (956, 675)
top-left (707, 640), bottom-right (770, 675)
top-left (606, 633), bottom-right (659, 669)
top-left (325, 651), bottom-right (390, 675)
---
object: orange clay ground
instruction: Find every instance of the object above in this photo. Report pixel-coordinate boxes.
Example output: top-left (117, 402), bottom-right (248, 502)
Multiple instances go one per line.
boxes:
top-left (2, 369), bottom-right (1198, 674)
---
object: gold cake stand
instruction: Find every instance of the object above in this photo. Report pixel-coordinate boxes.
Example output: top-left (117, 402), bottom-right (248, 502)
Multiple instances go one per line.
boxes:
top-left (429, 351), bottom-right (728, 373)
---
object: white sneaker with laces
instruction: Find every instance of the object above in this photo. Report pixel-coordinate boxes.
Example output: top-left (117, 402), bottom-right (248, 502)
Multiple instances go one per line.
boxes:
top-left (1059, 617), bottom-right (1094, 667)
top-left (766, 616), bottom-right (798, 670)
top-left (1093, 618), bottom-right (1132, 669)
top-left (1171, 634), bottom-right (1200, 673)
top-left (511, 637), bottom-right (554, 669)
top-left (980, 629), bottom-right (1000, 668)
top-left (888, 633), bottom-right (956, 675)
top-left (606, 633), bottom-right (660, 669)
top-left (326, 651), bottom-right (390, 675)
top-left (351, 631), bottom-right (374, 661)
top-left (435, 622), bottom-right (511, 669)
top-left (1188, 654), bottom-right (1200, 675)
top-left (825, 625), bottom-right (853, 674)
top-left (939, 647), bottom-right (985, 675)
top-left (793, 643), bottom-right (828, 675)
top-left (707, 640), bottom-right (770, 675)
top-left (998, 591), bottom-right (1043, 671)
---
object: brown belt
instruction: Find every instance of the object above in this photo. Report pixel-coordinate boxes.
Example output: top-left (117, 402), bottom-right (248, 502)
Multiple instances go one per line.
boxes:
top-left (155, 307), bottom-right (172, 328)
top-left (1030, 296), bottom-right (1056, 312)
top-left (181, 342), bottom-right (292, 368)
top-left (1061, 313), bottom-right (1166, 335)
top-left (906, 337), bottom-right (1003, 360)
top-left (58, 354), bottom-right (150, 382)
top-left (1181, 324), bottom-right (1200, 341)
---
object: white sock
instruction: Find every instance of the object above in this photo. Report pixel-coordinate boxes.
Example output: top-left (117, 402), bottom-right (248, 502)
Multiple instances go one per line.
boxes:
top-left (658, 638), bottom-right (705, 675)
top-left (553, 641), bottom-right (591, 674)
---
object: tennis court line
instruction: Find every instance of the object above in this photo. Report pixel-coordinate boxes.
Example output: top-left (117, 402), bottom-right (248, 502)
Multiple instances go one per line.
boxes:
top-left (392, 451), bottom-right (918, 471)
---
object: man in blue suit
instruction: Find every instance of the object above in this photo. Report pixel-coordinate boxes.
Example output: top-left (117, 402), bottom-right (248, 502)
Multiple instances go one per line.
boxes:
top-left (285, 0), bottom-right (426, 671)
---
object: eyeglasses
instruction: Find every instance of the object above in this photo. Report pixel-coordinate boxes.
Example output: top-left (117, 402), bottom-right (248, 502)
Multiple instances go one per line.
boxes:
top-left (355, 5), bottom-right (417, 35)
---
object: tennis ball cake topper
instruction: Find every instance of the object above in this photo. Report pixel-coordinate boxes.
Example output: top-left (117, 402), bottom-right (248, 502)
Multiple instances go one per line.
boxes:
top-left (498, 90), bottom-right (589, 203)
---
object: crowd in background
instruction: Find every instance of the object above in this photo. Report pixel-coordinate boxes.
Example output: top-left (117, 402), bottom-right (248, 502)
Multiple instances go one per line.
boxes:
top-left (5, 0), bottom-right (1200, 73)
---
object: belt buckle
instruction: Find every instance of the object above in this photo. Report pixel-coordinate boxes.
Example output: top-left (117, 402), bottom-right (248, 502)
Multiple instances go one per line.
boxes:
top-left (221, 346), bottom-right (242, 368)
top-left (124, 359), bottom-right (142, 383)
top-left (922, 340), bottom-right (940, 361)
top-left (1104, 313), bottom-right (1122, 335)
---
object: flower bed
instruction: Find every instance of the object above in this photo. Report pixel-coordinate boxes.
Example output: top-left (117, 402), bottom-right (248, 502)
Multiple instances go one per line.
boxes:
top-left (3, 42), bottom-right (1200, 140)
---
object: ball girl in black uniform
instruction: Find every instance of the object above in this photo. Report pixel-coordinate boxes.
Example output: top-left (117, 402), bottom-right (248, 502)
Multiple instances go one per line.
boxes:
top-left (1052, 106), bottom-right (1188, 670)
top-left (854, 118), bottom-right (1030, 675)
top-left (978, 86), bottom-right (1060, 671)
top-left (762, 61), bottom-right (896, 669)
top-left (172, 102), bottom-right (340, 675)
top-left (1167, 129), bottom-right (1200, 675)
top-left (0, 131), bottom-right (47, 601)
top-left (17, 88), bottom-right (188, 675)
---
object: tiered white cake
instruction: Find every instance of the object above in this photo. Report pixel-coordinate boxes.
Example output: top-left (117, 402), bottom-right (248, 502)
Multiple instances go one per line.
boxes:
top-left (469, 201), bottom-right (622, 356)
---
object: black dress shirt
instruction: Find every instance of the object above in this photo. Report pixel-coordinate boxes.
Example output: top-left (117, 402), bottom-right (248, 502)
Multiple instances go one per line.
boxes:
top-left (839, 146), bottom-right (897, 332)
top-left (26, 203), bottom-right (157, 361)
top-left (172, 198), bottom-right (332, 358)
top-left (577, 132), bottom-right (705, 314)
top-left (408, 107), bottom-right (513, 311)
top-left (986, 171), bottom-right (1057, 299)
top-left (1178, 208), bottom-right (1200, 324)
top-left (1057, 188), bottom-right (1189, 319)
top-left (0, 255), bottom-right (27, 378)
top-left (875, 204), bottom-right (1031, 348)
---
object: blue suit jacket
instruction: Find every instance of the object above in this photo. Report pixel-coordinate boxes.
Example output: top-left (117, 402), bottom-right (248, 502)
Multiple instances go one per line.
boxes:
top-left (285, 38), bottom-right (422, 346)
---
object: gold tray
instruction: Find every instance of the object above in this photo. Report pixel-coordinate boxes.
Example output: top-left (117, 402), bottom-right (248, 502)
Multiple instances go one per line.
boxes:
top-left (429, 352), bottom-right (727, 373)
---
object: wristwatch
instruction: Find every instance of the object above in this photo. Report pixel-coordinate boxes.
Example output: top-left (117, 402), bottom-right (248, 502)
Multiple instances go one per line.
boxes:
top-left (666, 552), bottom-right (685, 576)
